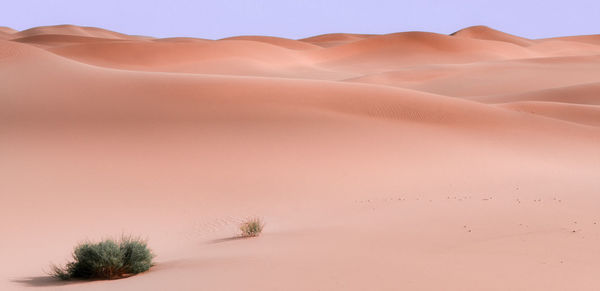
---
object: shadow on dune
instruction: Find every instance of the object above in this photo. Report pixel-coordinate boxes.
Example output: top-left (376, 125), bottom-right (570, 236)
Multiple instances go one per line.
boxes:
top-left (13, 273), bottom-right (136, 287)
top-left (206, 235), bottom-right (251, 244)
top-left (11, 276), bottom-right (84, 287)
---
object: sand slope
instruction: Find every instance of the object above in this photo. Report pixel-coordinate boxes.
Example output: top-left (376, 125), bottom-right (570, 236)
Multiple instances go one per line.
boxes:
top-left (540, 34), bottom-right (600, 45)
top-left (477, 82), bottom-right (600, 105)
top-left (2, 25), bottom-right (600, 291)
top-left (348, 56), bottom-right (600, 97)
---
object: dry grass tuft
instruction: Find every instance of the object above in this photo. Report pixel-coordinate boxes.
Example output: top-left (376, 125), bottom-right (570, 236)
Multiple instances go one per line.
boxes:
top-left (50, 235), bottom-right (154, 280)
top-left (240, 218), bottom-right (264, 237)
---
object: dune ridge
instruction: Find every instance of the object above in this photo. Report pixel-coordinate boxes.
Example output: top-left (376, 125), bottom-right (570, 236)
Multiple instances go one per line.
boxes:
top-left (12, 24), bottom-right (147, 40)
top-left (0, 26), bottom-right (16, 40)
top-left (299, 33), bottom-right (374, 47)
top-left (221, 35), bottom-right (321, 50)
top-left (451, 25), bottom-right (534, 46)
top-left (2, 24), bottom-right (600, 291)
top-left (0, 26), bottom-right (17, 33)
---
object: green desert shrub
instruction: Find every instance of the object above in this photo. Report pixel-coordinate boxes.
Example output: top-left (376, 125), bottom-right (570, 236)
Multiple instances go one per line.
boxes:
top-left (240, 218), bottom-right (264, 237)
top-left (51, 236), bottom-right (154, 280)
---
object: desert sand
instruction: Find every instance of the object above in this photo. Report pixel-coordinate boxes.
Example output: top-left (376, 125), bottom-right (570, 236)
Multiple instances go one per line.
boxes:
top-left (1, 24), bottom-right (600, 290)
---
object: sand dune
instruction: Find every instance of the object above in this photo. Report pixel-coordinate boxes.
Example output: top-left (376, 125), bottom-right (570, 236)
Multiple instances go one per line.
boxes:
top-left (451, 25), bottom-right (534, 47)
top-left (0, 40), bottom-right (540, 128)
top-left (221, 35), bottom-right (321, 50)
top-left (47, 39), bottom-right (313, 75)
top-left (13, 24), bottom-right (147, 40)
top-left (474, 82), bottom-right (600, 105)
top-left (12, 34), bottom-right (133, 49)
top-left (2, 25), bottom-right (600, 291)
top-left (0, 26), bottom-right (17, 34)
top-left (540, 34), bottom-right (600, 45)
top-left (300, 33), bottom-right (374, 47)
top-left (528, 39), bottom-right (600, 57)
top-left (152, 37), bottom-right (213, 43)
top-left (348, 56), bottom-right (600, 97)
top-left (498, 101), bottom-right (600, 127)
top-left (309, 31), bottom-right (539, 71)
top-left (0, 26), bottom-right (16, 40)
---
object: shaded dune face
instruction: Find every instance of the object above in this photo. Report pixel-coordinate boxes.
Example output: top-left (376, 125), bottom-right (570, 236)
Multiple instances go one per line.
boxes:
top-left (2, 24), bottom-right (600, 291)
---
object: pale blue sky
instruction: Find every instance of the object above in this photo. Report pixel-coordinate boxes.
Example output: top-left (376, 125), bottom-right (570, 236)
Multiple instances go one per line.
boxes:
top-left (1, 0), bottom-right (599, 39)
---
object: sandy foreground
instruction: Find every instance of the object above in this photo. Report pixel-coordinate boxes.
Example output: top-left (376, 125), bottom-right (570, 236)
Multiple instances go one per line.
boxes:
top-left (1, 25), bottom-right (600, 290)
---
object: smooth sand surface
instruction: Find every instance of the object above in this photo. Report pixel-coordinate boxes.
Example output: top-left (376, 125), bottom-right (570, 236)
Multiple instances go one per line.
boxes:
top-left (1, 25), bottom-right (600, 290)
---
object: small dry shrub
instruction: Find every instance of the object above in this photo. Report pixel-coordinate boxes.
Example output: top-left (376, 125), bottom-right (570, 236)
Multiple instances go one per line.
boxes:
top-left (240, 218), bottom-right (264, 237)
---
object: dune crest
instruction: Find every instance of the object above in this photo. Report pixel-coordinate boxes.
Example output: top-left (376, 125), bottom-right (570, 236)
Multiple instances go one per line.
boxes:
top-left (299, 33), bottom-right (374, 47)
top-left (221, 35), bottom-right (321, 50)
top-left (0, 27), bottom-right (17, 40)
top-left (12, 24), bottom-right (150, 40)
top-left (0, 26), bottom-right (17, 33)
top-left (451, 25), bottom-right (534, 46)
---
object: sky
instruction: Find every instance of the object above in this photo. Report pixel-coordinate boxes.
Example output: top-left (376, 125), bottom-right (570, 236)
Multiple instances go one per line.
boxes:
top-left (1, 0), bottom-right (599, 39)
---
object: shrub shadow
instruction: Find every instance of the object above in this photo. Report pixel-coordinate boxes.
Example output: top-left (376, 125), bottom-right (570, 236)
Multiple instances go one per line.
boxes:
top-left (13, 273), bottom-right (135, 287)
top-left (11, 276), bottom-right (85, 287)
top-left (206, 235), bottom-right (250, 244)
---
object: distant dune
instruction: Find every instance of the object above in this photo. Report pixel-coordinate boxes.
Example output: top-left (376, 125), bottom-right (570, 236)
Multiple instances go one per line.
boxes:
top-left (221, 35), bottom-right (321, 50)
top-left (2, 25), bottom-right (600, 291)
top-left (11, 24), bottom-right (145, 40)
top-left (451, 25), bottom-right (534, 46)
top-left (0, 27), bottom-right (16, 40)
top-left (300, 33), bottom-right (374, 47)
top-left (0, 26), bottom-right (17, 34)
